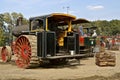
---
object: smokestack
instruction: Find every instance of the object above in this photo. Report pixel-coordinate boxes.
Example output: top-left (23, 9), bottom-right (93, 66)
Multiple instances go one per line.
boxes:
top-left (16, 16), bottom-right (23, 26)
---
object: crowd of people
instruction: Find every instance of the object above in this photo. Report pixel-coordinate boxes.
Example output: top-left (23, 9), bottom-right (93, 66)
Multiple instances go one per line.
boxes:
top-left (99, 36), bottom-right (120, 51)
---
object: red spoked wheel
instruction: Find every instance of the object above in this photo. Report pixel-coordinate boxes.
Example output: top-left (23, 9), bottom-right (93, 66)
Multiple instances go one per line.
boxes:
top-left (15, 35), bottom-right (32, 68)
top-left (1, 46), bottom-right (11, 62)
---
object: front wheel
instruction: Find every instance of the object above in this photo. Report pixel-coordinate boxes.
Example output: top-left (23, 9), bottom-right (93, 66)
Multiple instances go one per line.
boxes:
top-left (1, 46), bottom-right (12, 62)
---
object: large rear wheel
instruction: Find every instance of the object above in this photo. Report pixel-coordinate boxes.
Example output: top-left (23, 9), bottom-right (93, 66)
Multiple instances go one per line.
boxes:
top-left (14, 35), bottom-right (39, 68)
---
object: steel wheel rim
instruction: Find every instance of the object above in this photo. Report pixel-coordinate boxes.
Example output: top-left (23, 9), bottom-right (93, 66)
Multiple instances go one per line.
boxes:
top-left (15, 36), bottom-right (31, 68)
top-left (1, 47), bottom-right (8, 62)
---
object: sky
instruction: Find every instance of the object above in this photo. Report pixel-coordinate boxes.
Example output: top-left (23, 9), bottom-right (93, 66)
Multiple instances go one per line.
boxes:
top-left (0, 0), bottom-right (120, 21)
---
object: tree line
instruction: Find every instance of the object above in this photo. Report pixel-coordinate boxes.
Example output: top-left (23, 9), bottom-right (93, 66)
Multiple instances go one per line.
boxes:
top-left (0, 12), bottom-right (120, 46)
top-left (91, 20), bottom-right (120, 36)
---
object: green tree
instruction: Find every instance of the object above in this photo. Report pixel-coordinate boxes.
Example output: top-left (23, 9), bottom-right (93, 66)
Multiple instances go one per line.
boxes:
top-left (109, 20), bottom-right (120, 35)
top-left (0, 14), bottom-right (4, 27)
top-left (90, 19), bottom-right (120, 36)
top-left (0, 27), bottom-right (5, 46)
top-left (0, 12), bottom-right (28, 46)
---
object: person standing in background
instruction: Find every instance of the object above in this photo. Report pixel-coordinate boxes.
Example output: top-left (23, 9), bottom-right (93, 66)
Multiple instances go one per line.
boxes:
top-left (78, 25), bottom-right (84, 36)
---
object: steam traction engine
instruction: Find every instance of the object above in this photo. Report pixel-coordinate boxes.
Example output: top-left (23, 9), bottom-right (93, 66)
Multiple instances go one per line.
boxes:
top-left (1, 13), bottom-right (88, 68)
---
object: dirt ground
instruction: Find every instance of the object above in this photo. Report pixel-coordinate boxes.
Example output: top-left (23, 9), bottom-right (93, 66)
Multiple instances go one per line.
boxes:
top-left (0, 50), bottom-right (120, 80)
